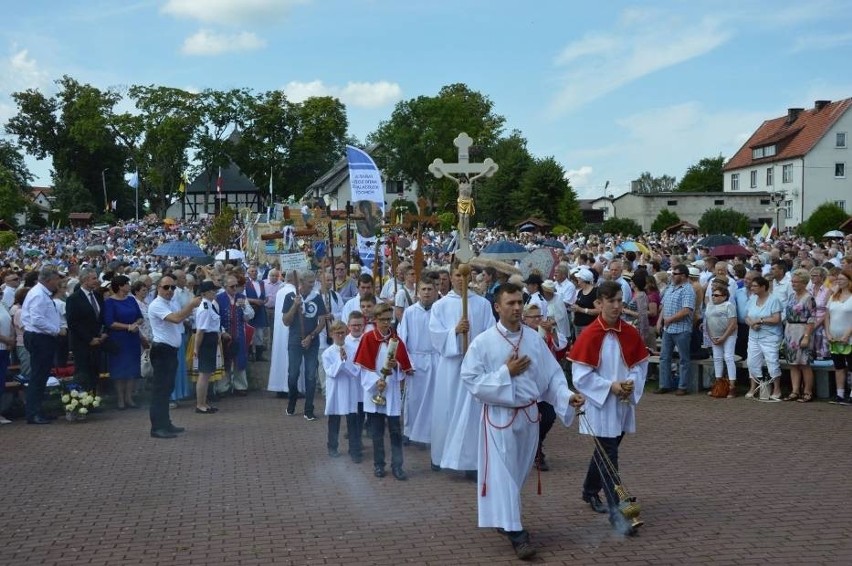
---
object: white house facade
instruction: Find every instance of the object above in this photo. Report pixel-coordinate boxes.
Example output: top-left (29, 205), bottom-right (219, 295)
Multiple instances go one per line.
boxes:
top-left (723, 98), bottom-right (851, 229)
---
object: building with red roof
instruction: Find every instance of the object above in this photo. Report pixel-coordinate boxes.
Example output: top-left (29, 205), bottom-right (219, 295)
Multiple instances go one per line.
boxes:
top-left (723, 98), bottom-right (851, 228)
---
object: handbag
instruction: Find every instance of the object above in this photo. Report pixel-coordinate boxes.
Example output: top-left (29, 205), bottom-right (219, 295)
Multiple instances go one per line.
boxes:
top-left (709, 378), bottom-right (730, 398)
top-left (140, 349), bottom-right (153, 379)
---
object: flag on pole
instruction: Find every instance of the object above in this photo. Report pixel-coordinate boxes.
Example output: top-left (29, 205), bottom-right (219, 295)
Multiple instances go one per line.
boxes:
top-left (758, 223), bottom-right (770, 239)
top-left (178, 174), bottom-right (186, 195)
top-left (128, 171), bottom-right (139, 189)
top-left (216, 166), bottom-right (223, 196)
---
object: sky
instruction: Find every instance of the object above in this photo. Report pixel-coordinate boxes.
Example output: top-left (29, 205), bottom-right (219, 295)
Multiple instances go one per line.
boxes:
top-left (2, 0), bottom-right (852, 201)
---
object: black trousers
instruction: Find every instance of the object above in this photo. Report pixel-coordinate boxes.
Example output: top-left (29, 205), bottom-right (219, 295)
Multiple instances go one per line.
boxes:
top-left (72, 347), bottom-right (101, 393)
top-left (23, 332), bottom-right (57, 420)
top-left (582, 433), bottom-right (625, 509)
top-left (370, 413), bottom-right (403, 469)
top-left (537, 401), bottom-right (556, 457)
top-left (150, 343), bottom-right (178, 431)
top-left (328, 413), bottom-right (363, 456)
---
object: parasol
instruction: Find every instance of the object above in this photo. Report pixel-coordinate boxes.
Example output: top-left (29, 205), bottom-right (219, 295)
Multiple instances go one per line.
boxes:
top-left (540, 239), bottom-right (566, 250)
top-left (152, 241), bottom-right (206, 257)
top-left (479, 241), bottom-right (529, 261)
top-left (519, 248), bottom-right (560, 280)
top-left (695, 234), bottom-right (737, 248)
top-left (215, 249), bottom-right (245, 261)
top-left (823, 230), bottom-right (845, 239)
top-left (84, 245), bottom-right (105, 256)
top-left (709, 244), bottom-right (751, 259)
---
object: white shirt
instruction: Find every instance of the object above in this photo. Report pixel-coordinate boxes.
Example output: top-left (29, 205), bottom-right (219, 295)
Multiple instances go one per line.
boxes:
top-left (148, 296), bottom-right (182, 347)
top-left (0, 303), bottom-right (12, 351)
top-left (194, 298), bottom-right (221, 332)
top-left (21, 282), bottom-right (61, 336)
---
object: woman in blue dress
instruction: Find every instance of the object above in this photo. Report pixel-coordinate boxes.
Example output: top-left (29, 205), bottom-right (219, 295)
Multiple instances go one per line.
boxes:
top-left (104, 275), bottom-right (146, 409)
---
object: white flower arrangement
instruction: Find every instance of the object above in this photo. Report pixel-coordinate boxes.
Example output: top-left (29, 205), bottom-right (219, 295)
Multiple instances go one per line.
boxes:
top-left (64, 391), bottom-right (102, 416)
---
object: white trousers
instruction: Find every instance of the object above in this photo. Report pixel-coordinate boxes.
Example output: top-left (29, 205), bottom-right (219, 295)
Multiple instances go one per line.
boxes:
top-left (747, 333), bottom-right (781, 379)
top-left (711, 334), bottom-right (737, 380)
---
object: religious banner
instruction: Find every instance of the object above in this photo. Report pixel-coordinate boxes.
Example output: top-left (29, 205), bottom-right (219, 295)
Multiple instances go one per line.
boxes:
top-left (346, 145), bottom-right (384, 268)
top-left (278, 252), bottom-right (309, 272)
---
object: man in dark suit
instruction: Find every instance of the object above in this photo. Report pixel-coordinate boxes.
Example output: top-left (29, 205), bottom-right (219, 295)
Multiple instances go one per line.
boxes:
top-left (66, 267), bottom-right (107, 394)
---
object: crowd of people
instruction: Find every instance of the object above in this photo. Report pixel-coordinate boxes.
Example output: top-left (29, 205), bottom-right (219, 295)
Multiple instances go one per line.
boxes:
top-left (1, 217), bottom-right (850, 559)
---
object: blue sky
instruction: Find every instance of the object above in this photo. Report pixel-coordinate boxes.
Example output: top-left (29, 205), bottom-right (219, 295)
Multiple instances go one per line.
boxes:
top-left (2, 0), bottom-right (852, 200)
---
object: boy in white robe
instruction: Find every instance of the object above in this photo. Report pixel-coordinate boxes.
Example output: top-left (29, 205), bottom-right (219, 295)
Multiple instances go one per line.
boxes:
top-left (461, 282), bottom-right (585, 560)
top-left (322, 320), bottom-right (361, 460)
top-left (428, 266), bottom-right (495, 473)
top-left (345, 311), bottom-right (367, 462)
top-left (398, 276), bottom-right (439, 444)
top-left (567, 280), bottom-right (649, 537)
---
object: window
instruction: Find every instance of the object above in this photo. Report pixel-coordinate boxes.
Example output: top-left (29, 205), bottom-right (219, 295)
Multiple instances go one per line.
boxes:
top-left (385, 179), bottom-right (404, 194)
top-left (837, 132), bottom-right (847, 148)
top-left (836, 163), bottom-right (846, 178)
top-left (766, 167), bottom-right (774, 186)
top-left (667, 200), bottom-right (677, 206)
top-left (760, 198), bottom-right (770, 205)
top-left (750, 170), bottom-right (757, 188)
top-left (752, 145), bottom-right (777, 159)
top-left (833, 200), bottom-right (846, 211)
top-left (730, 173), bottom-right (739, 191)
top-left (784, 200), bottom-right (793, 219)
top-left (782, 164), bottom-right (793, 183)
top-left (714, 199), bottom-right (724, 205)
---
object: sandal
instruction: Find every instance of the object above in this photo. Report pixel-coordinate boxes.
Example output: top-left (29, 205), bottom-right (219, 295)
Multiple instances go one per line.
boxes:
top-left (796, 393), bottom-right (813, 403)
top-left (783, 393), bottom-right (800, 402)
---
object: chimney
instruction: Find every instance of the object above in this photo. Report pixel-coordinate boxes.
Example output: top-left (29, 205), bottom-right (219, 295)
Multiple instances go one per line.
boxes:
top-left (787, 108), bottom-right (804, 123)
top-left (814, 100), bottom-right (831, 111)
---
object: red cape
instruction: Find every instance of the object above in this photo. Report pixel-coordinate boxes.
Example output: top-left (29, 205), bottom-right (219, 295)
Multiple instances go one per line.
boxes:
top-left (567, 316), bottom-right (649, 369)
top-left (354, 328), bottom-right (413, 373)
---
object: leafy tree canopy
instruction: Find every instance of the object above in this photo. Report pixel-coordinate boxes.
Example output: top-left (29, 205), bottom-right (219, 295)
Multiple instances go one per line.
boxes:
top-left (650, 209), bottom-right (681, 233)
top-left (797, 202), bottom-right (850, 239)
top-left (632, 171), bottom-right (676, 193)
top-left (676, 155), bottom-right (724, 192)
top-left (601, 217), bottom-right (643, 237)
top-left (697, 207), bottom-right (750, 235)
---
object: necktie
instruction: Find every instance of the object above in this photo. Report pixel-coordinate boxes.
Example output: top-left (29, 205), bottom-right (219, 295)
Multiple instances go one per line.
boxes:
top-left (89, 291), bottom-right (99, 316)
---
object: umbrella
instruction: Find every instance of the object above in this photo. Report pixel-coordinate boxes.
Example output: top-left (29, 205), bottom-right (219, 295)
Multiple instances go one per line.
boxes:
top-left (616, 241), bottom-right (652, 255)
top-left (152, 241), bottom-right (206, 257)
top-left (823, 230), bottom-right (845, 238)
top-left (709, 244), bottom-right (751, 259)
top-left (470, 256), bottom-right (521, 276)
top-left (695, 234), bottom-right (737, 248)
top-left (163, 218), bottom-right (177, 226)
top-left (215, 249), bottom-right (245, 261)
top-left (540, 239), bottom-right (566, 250)
top-left (84, 245), bottom-right (105, 256)
top-left (25, 249), bottom-right (43, 257)
top-left (479, 241), bottom-right (529, 261)
top-left (423, 245), bottom-right (441, 254)
top-left (195, 255), bottom-right (216, 266)
top-left (519, 248), bottom-right (560, 280)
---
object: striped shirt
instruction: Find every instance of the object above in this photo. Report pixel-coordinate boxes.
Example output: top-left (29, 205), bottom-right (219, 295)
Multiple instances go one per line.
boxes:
top-left (660, 282), bottom-right (695, 335)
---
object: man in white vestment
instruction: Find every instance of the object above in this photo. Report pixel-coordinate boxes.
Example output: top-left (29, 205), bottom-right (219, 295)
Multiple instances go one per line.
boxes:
top-left (461, 282), bottom-right (584, 560)
top-left (428, 266), bottom-right (495, 473)
top-left (267, 273), bottom-right (299, 397)
top-left (568, 280), bottom-right (649, 537)
top-left (398, 276), bottom-right (439, 444)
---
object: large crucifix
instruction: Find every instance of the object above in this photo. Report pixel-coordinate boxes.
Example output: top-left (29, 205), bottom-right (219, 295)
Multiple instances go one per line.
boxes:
top-left (428, 132), bottom-right (498, 262)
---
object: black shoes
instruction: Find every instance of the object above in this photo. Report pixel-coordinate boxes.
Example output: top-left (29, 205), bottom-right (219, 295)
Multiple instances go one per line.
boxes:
top-left (582, 493), bottom-right (608, 514)
top-left (167, 425), bottom-right (185, 433)
top-left (535, 453), bottom-right (549, 471)
top-left (27, 416), bottom-right (52, 425)
top-left (328, 448), bottom-right (341, 458)
top-left (430, 463), bottom-right (442, 472)
top-left (512, 540), bottom-right (536, 560)
top-left (374, 465), bottom-right (385, 478)
top-left (195, 408), bottom-right (216, 414)
top-left (654, 388), bottom-right (673, 394)
top-left (304, 413), bottom-right (317, 421)
top-left (150, 429), bottom-right (177, 439)
top-left (391, 466), bottom-right (408, 481)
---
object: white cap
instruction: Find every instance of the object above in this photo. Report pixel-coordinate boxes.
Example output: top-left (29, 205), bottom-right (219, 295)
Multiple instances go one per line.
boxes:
top-left (576, 268), bottom-right (594, 283)
top-left (688, 266), bottom-right (701, 277)
top-left (542, 279), bottom-right (557, 291)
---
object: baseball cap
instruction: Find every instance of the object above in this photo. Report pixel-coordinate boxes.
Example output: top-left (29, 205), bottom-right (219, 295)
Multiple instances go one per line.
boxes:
top-left (576, 269), bottom-right (594, 283)
top-left (524, 273), bottom-right (544, 286)
top-left (199, 280), bottom-right (219, 293)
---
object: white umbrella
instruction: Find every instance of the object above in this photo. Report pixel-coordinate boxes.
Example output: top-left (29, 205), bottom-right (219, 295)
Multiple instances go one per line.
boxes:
top-left (823, 230), bottom-right (845, 238)
top-left (215, 249), bottom-right (245, 260)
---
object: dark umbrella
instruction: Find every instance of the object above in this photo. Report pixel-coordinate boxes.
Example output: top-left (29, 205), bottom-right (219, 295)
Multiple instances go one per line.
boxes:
top-left (709, 244), bottom-right (751, 259)
top-left (540, 239), bottom-right (565, 250)
top-left (479, 241), bottom-right (529, 261)
top-left (152, 241), bottom-right (206, 258)
top-left (696, 234), bottom-right (738, 248)
top-left (195, 255), bottom-right (215, 266)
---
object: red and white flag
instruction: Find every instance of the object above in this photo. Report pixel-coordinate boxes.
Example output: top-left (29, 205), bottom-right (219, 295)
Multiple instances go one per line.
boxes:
top-left (216, 166), bottom-right (223, 195)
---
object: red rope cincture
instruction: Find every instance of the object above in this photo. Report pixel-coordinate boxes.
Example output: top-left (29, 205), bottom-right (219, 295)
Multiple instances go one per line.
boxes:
top-left (480, 401), bottom-right (540, 497)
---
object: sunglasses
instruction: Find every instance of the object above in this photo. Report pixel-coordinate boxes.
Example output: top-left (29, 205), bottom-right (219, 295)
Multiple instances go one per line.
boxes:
top-left (160, 285), bottom-right (176, 291)
top-left (712, 293), bottom-right (724, 297)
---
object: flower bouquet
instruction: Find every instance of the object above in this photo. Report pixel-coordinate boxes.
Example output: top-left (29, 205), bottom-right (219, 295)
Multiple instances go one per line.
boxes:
top-left (61, 388), bottom-right (102, 422)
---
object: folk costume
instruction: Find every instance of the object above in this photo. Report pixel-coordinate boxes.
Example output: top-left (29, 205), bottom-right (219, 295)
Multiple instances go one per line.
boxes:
top-left (397, 300), bottom-right (438, 444)
top-left (354, 326), bottom-right (412, 477)
top-left (460, 322), bottom-right (578, 534)
top-left (428, 289), bottom-right (495, 470)
top-left (568, 316), bottom-right (648, 521)
top-left (214, 290), bottom-right (254, 395)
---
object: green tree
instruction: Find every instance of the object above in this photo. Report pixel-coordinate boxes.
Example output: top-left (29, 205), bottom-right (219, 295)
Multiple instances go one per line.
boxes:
top-left (601, 217), bottom-right (643, 237)
top-left (632, 171), bottom-right (677, 193)
top-left (676, 155), bottom-right (724, 192)
top-left (476, 131), bottom-right (533, 228)
top-left (0, 168), bottom-right (26, 225)
top-left (512, 157), bottom-right (579, 228)
top-left (651, 209), bottom-right (681, 233)
top-left (6, 76), bottom-right (128, 215)
top-left (369, 83), bottom-right (505, 210)
top-left (0, 140), bottom-right (33, 189)
top-left (209, 205), bottom-right (237, 249)
top-left (797, 202), bottom-right (850, 239)
top-left (51, 172), bottom-right (96, 215)
top-left (0, 231), bottom-right (17, 249)
top-left (698, 207), bottom-right (750, 235)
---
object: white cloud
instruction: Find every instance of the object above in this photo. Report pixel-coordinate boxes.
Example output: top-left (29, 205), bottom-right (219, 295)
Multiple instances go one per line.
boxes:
top-left (162, 0), bottom-right (309, 26)
top-left (181, 29), bottom-right (265, 56)
top-left (565, 165), bottom-right (593, 189)
top-left (1, 47), bottom-right (50, 93)
top-left (283, 80), bottom-right (403, 108)
top-left (791, 32), bottom-right (852, 53)
top-left (549, 10), bottom-right (730, 114)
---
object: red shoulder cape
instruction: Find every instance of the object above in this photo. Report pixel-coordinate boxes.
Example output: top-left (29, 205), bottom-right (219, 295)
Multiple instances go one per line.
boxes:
top-left (353, 328), bottom-right (413, 372)
top-left (567, 316), bottom-right (649, 369)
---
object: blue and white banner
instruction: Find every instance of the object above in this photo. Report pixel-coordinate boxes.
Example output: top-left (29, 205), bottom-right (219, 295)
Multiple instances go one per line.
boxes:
top-left (346, 145), bottom-right (385, 269)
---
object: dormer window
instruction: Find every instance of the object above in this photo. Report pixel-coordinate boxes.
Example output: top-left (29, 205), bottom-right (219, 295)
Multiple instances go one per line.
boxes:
top-left (752, 145), bottom-right (777, 159)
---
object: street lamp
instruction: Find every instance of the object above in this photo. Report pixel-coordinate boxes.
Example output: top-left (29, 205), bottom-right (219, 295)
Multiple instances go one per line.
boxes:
top-left (101, 168), bottom-right (109, 213)
top-left (769, 190), bottom-right (786, 231)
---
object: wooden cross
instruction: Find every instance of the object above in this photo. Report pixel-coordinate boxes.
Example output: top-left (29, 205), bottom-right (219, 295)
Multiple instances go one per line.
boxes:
top-left (427, 132), bottom-right (498, 262)
top-left (403, 198), bottom-right (440, 284)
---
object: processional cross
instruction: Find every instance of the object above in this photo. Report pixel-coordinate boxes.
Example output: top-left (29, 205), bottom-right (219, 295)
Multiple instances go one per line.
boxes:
top-left (428, 132), bottom-right (498, 262)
